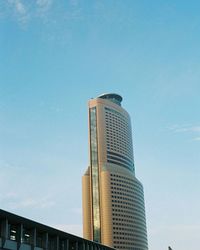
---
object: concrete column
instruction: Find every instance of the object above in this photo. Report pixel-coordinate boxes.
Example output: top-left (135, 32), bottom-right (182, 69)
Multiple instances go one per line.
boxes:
top-left (1, 218), bottom-right (8, 247)
top-left (82, 241), bottom-right (85, 250)
top-left (1, 218), bottom-right (9, 239)
top-left (43, 232), bottom-right (48, 249)
top-left (32, 228), bottom-right (36, 247)
top-left (17, 224), bottom-right (23, 250)
top-left (56, 236), bottom-right (59, 250)
top-left (66, 239), bottom-right (69, 250)
top-left (30, 228), bottom-right (36, 250)
top-left (75, 241), bottom-right (78, 250)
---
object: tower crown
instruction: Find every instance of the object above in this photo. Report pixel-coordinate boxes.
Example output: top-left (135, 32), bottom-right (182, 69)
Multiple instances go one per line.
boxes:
top-left (98, 93), bottom-right (122, 106)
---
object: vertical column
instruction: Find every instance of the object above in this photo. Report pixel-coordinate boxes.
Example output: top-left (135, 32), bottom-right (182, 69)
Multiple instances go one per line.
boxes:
top-left (31, 228), bottom-right (36, 250)
top-left (1, 218), bottom-right (8, 247)
top-left (75, 241), bottom-right (78, 250)
top-left (82, 172), bottom-right (92, 240)
top-left (66, 239), bottom-right (69, 250)
top-left (1, 218), bottom-right (9, 239)
top-left (43, 232), bottom-right (48, 250)
top-left (17, 224), bottom-right (23, 250)
top-left (56, 236), bottom-right (59, 250)
top-left (82, 241), bottom-right (85, 250)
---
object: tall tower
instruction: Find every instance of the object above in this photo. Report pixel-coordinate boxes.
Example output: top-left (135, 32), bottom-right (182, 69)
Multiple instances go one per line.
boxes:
top-left (82, 93), bottom-right (148, 250)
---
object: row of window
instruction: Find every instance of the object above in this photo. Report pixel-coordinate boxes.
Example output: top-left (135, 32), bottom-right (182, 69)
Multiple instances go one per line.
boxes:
top-left (111, 173), bottom-right (136, 183)
top-left (112, 209), bottom-right (146, 223)
top-left (107, 148), bottom-right (132, 158)
top-left (105, 129), bottom-right (131, 142)
top-left (113, 232), bottom-right (145, 238)
top-left (113, 230), bottom-right (147, 240)
top-left (111, 187), bottom-right (144, 201)
top-left (113, 241), bottom-right (147, 247)
top-left (110, 181), bottom-right (142, 193)
top-left (107, 144), bottom-right (132, 153)
top-left (113, 236), bottom-right (146, 242)
top-left (114, 247), bottom-right (144, 250)
top-left (110, 177), bottom-right (143, 191)
top-left (108, 155), bottom-right (132, 166)
top-left (111, 193), bottom-right (144, 207)
top-left (112, 223), bottom-right (146, 233)
top-left (108, 160), bottom-right (133, 172)
top-left (106, 128), bottom-right (131, 137)
top-left (105, 107), bottom-right (127, 119)
top-left (106, 130), bottom-right (132, 144)
top-left (106, 143), bottom-right (132, 157)
top-left (112, 205), bottom-right (145, 218)
top-left (112, 216), bottom-right (145, 226)
top-left (105, 121), bottom-right (129, 131)
top-left (111, 199), bottom-right (145, 212)
top-left (106, 140), bottom-right (132, 151)
top-left (112, 213), bottom-right (146, 226)
top-left (108, 151), bottom-right (133, 164)
top-left (105, 116), bottom-right (129, 129)
top-left (105, 111), bottom-right (128, 122)
top-left (111, 195), bottom-right (144, 207)
top-left (114, 223), bottom-right (146, 234)
top-left (105, 112), bottom-right (128, 122)
top-left (110, 180), bottom-right (143, 194)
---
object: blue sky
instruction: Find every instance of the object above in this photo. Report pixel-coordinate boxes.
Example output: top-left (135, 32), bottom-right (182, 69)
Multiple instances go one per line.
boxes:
top-left (0, 1), bottom-right (200, 250)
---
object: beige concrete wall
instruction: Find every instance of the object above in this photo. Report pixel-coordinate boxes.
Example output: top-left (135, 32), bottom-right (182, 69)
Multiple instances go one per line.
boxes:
top-left (100, 170), bottom-right (113, 247)
top-left (82, 173), bottom-right (92, 240)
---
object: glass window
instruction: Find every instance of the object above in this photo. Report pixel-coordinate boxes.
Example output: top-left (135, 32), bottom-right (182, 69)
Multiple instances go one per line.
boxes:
top-left (8, 224), bottom-right (17, 241)
top-left (90, 107), bottom-right (101, 242)
top-left (36, 232), bottom-right (43, 247)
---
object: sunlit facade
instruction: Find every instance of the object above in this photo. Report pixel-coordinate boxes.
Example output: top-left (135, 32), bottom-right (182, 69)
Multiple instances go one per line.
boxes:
top-left (82, 94), bottom-right (148, 250)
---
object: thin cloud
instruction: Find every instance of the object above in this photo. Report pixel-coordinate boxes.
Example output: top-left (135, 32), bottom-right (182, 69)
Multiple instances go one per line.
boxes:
top-left (36, 0), bottom-right (53, 18)
top-left (193, 137), bottom-right (200, 141)
top-left (0, 194), bottom-right (55, 210)
top-left (3, 0), bottom-right (54, 26)
top-left (168, 124), bottom-right (200, 141)
top-left (7, 0), bottom-right (26, 14)
top-left (36, 0), bottom-right (53, 8)
top-left (6, 0), bottom-right (30, 26)
top-left (168, 124), bottom-right (200, 133)
top-left (150, 224), bottom-right (200, 240)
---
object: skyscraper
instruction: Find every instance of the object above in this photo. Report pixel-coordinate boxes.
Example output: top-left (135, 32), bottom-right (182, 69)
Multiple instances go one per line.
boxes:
top-left (82, 93), bottom-right (148, 250)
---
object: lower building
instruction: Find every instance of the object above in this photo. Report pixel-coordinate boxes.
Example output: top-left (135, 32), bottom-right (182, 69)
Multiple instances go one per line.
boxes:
top-left (0, 209), bottom-right (114, 250)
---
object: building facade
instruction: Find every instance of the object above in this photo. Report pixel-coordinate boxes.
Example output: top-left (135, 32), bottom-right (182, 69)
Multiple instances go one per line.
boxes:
top-left (82, 94), bottom-right (148, 250)
top-left (0, 209), bottom-right (114, 250)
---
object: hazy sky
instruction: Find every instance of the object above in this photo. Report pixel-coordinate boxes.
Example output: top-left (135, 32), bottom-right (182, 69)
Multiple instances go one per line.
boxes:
top-left (0, 1), bottom-right (200, 250)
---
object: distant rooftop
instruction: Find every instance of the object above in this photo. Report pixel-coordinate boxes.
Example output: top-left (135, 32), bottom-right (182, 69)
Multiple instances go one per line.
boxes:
top-left (98, 93), bottom-right (123, 106)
